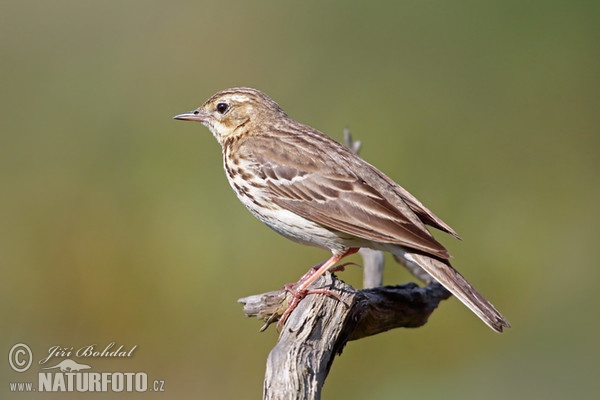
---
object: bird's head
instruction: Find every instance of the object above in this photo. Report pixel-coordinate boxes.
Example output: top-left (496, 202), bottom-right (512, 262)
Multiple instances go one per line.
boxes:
top-left (174, 87), bottom-right (287, 145)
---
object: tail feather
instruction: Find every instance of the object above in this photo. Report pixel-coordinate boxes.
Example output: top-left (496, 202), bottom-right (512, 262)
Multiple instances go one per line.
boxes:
top-left (394, 249), bottom-right (510, 333)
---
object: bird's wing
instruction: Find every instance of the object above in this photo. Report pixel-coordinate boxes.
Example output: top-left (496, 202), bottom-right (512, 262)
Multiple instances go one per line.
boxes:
top-left (244, 131), bottom-right (454, 259)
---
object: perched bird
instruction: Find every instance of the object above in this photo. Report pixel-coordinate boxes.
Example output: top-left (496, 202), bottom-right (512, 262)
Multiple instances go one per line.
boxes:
top-left (174, 87), bottom-right (510, 332)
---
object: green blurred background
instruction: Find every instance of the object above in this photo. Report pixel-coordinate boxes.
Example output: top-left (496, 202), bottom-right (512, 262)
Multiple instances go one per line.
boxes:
top-left (2, 1), bottom-right (598, 399)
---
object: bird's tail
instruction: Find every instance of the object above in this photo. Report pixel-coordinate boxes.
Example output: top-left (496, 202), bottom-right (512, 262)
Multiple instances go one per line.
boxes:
top-left (392, 248), bottom-right (510, 333)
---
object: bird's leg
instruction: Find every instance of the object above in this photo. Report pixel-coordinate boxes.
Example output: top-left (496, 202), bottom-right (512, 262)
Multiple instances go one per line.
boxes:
top-left (281, 261), bottom-right (348, 294)
top-left (277, 248), bottom-right (359, 330)
top-left (283, 249), bottom-right (360, 291)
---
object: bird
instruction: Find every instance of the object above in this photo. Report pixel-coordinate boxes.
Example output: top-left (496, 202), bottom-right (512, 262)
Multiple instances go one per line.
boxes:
top-left (173, 87), bottom-right (510, 333)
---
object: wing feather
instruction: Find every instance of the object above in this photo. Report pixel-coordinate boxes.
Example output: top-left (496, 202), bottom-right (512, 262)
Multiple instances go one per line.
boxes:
top-left (240, 129), bottom-right (456, 259)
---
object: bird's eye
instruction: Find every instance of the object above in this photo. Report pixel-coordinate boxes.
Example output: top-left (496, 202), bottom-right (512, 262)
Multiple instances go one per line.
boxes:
top-left (216, 102), bottom-right (229, 114)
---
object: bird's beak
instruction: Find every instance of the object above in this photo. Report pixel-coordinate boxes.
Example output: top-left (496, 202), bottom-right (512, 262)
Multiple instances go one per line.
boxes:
top-left (173, 110), bottom-right (209, 122)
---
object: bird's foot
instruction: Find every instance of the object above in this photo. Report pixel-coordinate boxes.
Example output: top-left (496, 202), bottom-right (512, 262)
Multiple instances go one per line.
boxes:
top-left (275, 249), bottom-right (359, 331)
top-left (276, 285), bottom-right (343, 331)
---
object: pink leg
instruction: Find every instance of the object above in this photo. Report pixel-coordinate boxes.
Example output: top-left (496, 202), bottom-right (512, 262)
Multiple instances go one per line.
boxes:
top-left (277, 248), bottom-right (359, 330)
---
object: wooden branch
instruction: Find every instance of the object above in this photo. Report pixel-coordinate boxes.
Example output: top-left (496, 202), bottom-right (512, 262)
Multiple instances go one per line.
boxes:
top-left (238, 273), bottom-right (450, 400)
top-left (359, 248), bottom-right (385, 288)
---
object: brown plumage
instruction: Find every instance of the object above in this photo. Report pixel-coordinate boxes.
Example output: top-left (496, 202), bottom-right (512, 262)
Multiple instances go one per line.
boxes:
top-left (174, 87), bottom-right (510, 332)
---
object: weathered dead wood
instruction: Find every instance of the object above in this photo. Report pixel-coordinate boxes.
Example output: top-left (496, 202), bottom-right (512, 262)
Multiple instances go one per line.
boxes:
top-left (238, 272), bottom-right (450, 400)
top-left (359, 248), bottom-right (385, 288)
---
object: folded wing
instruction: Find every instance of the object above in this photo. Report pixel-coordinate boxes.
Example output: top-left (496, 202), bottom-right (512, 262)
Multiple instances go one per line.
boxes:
top-left (244, 130), bottom-right (458, 259)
